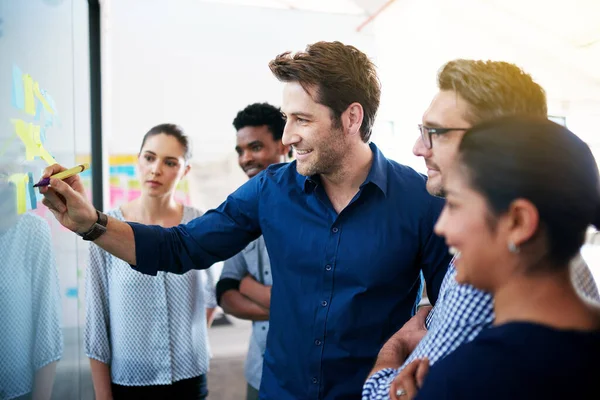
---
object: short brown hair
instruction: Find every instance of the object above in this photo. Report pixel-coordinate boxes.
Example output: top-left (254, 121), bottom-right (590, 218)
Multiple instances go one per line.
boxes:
top-left (438, 60), bottom-right (547, 124)
top-left (269, 41), bottom-right (381, 142)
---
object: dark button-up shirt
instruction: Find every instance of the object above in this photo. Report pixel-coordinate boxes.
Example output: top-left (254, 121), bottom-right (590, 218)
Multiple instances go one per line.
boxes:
top-left (128, 143), bottom-right (451, 399)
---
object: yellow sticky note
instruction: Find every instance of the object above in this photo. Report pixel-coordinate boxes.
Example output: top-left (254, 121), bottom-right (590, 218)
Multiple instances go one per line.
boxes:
top-left (128, 179), bottom-right (141, 190)
top-left (14, 119), bottom-right (36, 160)
top-left (110, 154), bottom-right (138, 165)
top-left (177, 180), bottom-right (188, 192)
top-left (76, 154), bottom-right (91, 165)
top-left (109, 176), bottom-right (121, 186)
top-left (8, 173), bottom-right (28, 215)
top-left (23, 74), bottom-right (36, 115)
top-left (32, 124), bottom-right (57, 165)
top-left (33, 81), bottom-right (54, 114)
top-left (12, 119), bottom-right (58, 165)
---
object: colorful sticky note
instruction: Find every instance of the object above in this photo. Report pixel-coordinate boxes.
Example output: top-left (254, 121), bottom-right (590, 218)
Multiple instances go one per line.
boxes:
top-left (22, 74), bottom-right (36, 115)
top-left (33, 81), bottom-right (54, 114)
top-left (11, 65), bottom-right (25, 110)
top-left (127, 179), bottom-right (141, 190)
top-left (43, 91), bottom-right (57, 114)
top-left (127, 189), bottom-right (141, 202)
top-left (177, 180), bottom-right (189, 191)
top-left (34, 97), bottom-right (43, 121)
top-left (40, 125), bottom-right (47, 144)
top-left (12, 119), bottom-right (57, 165)
top-left (27, 172), bottom-right (37, 210)
top-left (43, 91), bottom-right (57, 125)
top-left (109, 176), bottom-right (121, 186)
top-left (8, 173), bottom-right (28, 214)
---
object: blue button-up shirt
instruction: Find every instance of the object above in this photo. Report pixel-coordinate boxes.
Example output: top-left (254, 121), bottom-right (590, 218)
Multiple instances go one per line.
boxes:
top-left (128, 143), bottom-right (451, 399)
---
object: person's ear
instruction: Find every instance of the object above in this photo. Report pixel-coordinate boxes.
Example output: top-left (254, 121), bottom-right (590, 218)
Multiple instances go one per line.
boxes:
top-left (340, 102), bottom-right (364, 137)
top-left (504, 198), bottom-right (539, 250)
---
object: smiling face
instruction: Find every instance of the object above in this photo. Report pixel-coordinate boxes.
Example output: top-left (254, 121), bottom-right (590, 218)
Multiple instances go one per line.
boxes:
top-left (281, 82), bottom-right (347, 177)
top-left (413, 90), bottom-right (472, 196)
top-left (137, 133), bottom-right (190, 198)
top-left (235, 125), bottom-right (288, 179)
top-left (433, 162), bottom-right (512, 292)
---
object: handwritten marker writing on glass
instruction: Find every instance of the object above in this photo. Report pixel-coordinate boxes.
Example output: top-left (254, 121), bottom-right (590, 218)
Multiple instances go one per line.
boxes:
top-left (33, 163), bottom-right (90, 187)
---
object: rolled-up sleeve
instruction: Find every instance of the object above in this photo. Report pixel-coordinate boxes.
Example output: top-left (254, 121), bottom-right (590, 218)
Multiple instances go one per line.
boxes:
top-left (129, 175), bottom-right (263, 276)
top-left (216, 251), bottom-right (250, 305)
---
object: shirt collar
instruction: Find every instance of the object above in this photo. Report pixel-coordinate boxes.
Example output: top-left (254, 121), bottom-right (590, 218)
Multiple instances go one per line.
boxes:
top-left (300, 142), bottom-right (388, 197)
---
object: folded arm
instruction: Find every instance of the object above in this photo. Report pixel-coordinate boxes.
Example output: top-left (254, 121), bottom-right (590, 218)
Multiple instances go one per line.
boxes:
top-left (219, 287), bottom-right (270, 321)
top-left (217, 252), bottom-right (269, 321)
top-left (240, 275), bottom-right (271, 310)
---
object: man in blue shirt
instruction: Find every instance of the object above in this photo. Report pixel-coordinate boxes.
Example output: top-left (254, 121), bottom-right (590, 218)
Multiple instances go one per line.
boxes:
top-left (39, 41), bottom-right (451, 399)
top-left (216, 102), bottom-right (291, 400)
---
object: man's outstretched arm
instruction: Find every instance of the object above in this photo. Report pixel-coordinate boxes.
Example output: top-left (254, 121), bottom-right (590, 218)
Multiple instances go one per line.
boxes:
top-left (40, 163), bottom-right (262, 275)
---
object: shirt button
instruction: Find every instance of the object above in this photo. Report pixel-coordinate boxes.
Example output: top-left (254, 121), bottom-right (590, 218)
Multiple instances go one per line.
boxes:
top-left (312, 377), bottom-right (318, 384)
top-left (315, 339), bottom-right (322, 346)
top-left (321, 300), bottom-right (328, 307)
top-left (332, 227), bottom-right (339, 233)
top-left (265, 271), bottom-right (269, 275)
top-left (262, 326), bottom-right (266, 330)
top-left (325, 264), bottom-right (332, 271)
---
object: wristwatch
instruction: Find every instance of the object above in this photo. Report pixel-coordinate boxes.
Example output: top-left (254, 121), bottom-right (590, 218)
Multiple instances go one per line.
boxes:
top-left (77, 210), bottom-right (108, 241)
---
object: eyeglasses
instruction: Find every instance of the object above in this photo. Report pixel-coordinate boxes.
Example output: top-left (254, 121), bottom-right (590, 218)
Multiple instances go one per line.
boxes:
top-left (418, 124), bottom-right (470, 149)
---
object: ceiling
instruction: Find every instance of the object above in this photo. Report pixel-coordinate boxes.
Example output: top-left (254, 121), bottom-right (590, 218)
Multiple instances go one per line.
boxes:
top-left (198, 0), bottom-right (599, 48)
top-left (197, 0), bottom-right (372, 15)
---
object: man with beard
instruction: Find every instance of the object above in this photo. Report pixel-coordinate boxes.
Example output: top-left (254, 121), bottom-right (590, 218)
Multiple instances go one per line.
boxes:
top-left (39, 41), bottom-right (451, 399)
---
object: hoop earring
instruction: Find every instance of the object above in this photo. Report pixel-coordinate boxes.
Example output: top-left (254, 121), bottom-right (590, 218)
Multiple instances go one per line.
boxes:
top-left (508, 241), bottom-right (520, 254)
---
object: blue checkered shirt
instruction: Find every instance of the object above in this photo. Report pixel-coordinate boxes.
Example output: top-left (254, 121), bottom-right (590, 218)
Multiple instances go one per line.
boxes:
top-left (362, 255), bottom-right (599, 400)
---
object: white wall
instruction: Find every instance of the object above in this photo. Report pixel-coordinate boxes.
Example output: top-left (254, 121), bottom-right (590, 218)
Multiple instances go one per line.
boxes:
top-left (104, 0), bottom-right (377, 208)
top-left (370, 0), bottom-right (600, 172)
top-left (105, 3), bottom-right (376, 156)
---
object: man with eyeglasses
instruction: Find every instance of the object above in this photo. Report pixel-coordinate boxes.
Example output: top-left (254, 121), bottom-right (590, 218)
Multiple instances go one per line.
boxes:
top-left (363, 59), bottom-right (600, 399)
